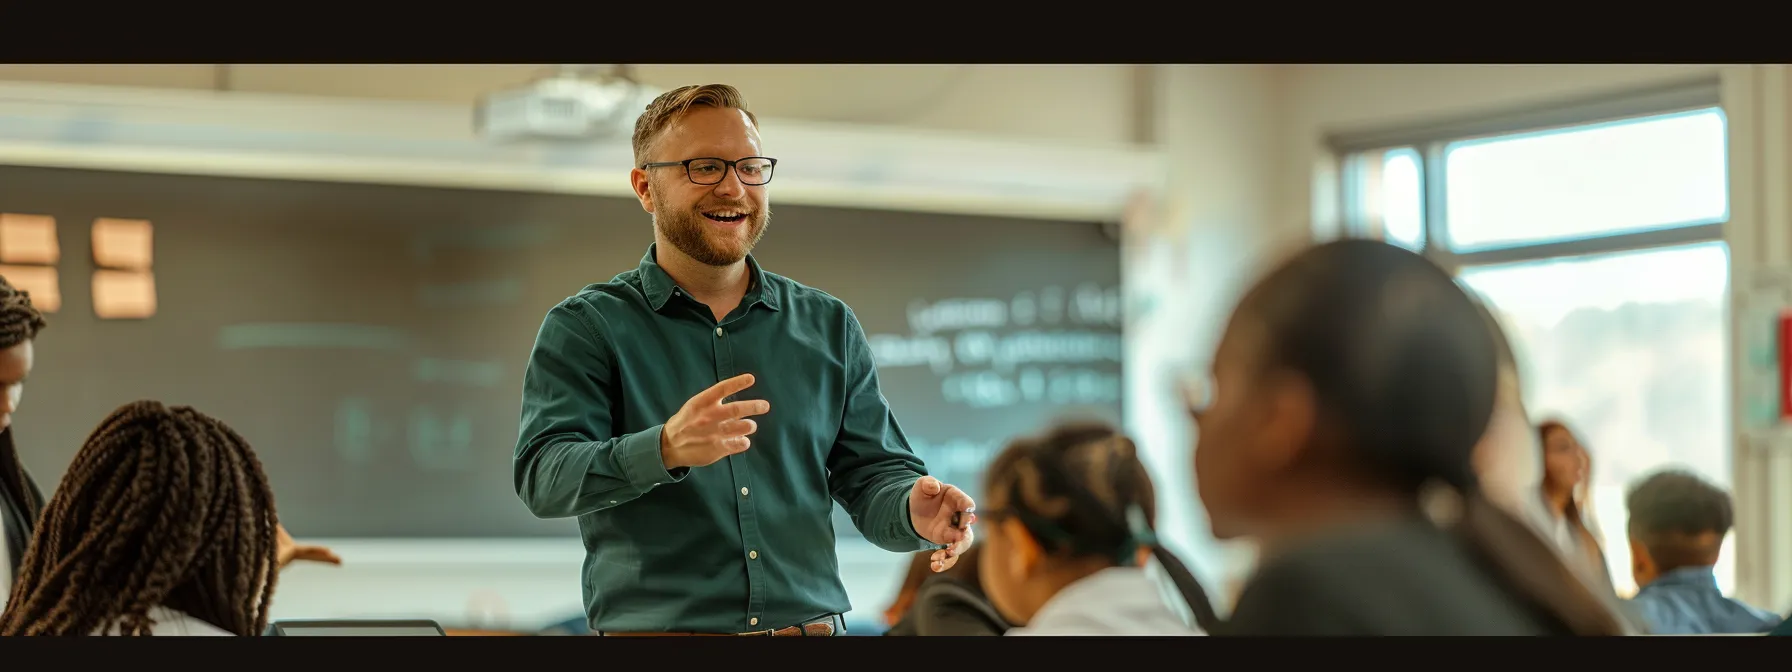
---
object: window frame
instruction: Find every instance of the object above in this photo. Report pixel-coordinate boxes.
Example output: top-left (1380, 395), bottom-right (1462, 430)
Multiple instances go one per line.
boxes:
top-left (1328, 77), bottom-right (1739, 597)
top-left (1329, 77), bottom-right (1728, 271)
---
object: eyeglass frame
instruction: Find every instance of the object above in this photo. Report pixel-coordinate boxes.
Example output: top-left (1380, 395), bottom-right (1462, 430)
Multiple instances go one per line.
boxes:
top-left (640, 156), bottom-right (779, 186)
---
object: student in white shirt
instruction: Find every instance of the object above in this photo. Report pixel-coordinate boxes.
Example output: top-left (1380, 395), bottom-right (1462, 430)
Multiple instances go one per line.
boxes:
top-left (0, 400), bottom-right (310, 636)
top-left (975, 422), bottom-right (1213, 636)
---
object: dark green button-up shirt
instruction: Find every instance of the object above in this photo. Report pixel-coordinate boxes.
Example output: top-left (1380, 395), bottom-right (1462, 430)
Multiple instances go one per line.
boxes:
top-left (514, 244), bottom-right (933, 633)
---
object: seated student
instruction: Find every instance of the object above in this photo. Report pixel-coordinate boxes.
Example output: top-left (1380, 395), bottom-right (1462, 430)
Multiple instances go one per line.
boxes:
top-left (901, 544), bottom-right (1008, 636)
top-left (881, 552), bottom-right (937, 636)
top-left (1193, 239), bottom-right (1632, 636)
top-left (977, 422), bottom-right (1216, 636)
top-left (1625, 469), bottom-right (1782, 635)
top-left (0, 400), bottom-right (286, 636)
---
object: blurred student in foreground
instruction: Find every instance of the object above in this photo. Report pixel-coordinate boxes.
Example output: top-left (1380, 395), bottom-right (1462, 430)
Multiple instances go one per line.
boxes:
top-left (886, 545), bottom-right (1008, 636)
top-left (977, 422), bottom-right (1216, 636)
top-left (0, 401), bottom-right (292, 636)
top-left (1625, 469), bottom-right (1781, 635)
top-left (1192, 239), bottom-right (1632, 635)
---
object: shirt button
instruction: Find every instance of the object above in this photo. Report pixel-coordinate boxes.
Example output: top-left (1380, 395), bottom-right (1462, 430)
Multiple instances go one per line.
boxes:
top-left (740, 487), bottom-right (749, 497)
top-left (715, 327), bottom-right (723, 337)
top-left (749, 550), bottom-right (759, 560)
top-left (750, 618), bottom-right (759, 626)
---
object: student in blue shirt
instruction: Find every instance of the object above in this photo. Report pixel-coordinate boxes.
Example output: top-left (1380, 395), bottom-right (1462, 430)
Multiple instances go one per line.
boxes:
top-left (1625, 469), bottom-right (1781, 634)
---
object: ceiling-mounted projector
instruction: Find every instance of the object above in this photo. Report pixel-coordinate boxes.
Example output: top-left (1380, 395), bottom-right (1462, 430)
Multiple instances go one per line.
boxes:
top-left (475, 65), bottom-right (658, 143)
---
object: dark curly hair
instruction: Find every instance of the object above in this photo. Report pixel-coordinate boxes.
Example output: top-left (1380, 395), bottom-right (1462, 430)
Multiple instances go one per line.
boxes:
top-left (0, 400), bottom-right (280, 636)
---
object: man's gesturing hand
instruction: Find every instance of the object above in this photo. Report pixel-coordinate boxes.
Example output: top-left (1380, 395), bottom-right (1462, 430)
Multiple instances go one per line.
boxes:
top-left (660, 373), bottom-right (771, 470)
top-left (909, 476), bottom-right (977, 572)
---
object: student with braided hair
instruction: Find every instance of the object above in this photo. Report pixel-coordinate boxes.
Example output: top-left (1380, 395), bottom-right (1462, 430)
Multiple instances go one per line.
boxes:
top-left (0, 400), bottom-right (295, 636)
top-left (0, 274), bottom-right (339, 622)
top-left (0, 276), bottom-right (47, 605)
top-left (975, 421), bottom-right (1215, 636)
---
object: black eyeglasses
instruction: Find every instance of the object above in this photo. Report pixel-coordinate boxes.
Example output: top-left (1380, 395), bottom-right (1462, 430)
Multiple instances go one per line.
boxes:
top-left (640, 156), bottom-right (778, 186)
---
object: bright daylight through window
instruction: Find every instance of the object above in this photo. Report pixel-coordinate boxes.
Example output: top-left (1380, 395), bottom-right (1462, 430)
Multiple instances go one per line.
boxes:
top-left (1342, 105), bottom-right (1732, 597)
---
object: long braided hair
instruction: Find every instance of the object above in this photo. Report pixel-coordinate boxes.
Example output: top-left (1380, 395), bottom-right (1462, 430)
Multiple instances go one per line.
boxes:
top-left (0, 275), bottom-right (47, 518)
top-left (0, 401), bottom-right (281, 636)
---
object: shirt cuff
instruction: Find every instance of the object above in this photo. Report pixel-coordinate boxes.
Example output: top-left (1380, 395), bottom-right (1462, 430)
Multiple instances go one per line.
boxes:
top-left (615, 425), bottom-right (687, 490)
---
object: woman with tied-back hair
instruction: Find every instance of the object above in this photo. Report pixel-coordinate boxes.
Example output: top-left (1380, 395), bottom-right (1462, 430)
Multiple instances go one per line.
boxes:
top-left (1190, 239), bottom-right (1634, 635)
top-left (976, 421), bottom-right (1218, 636)
top-left (0, 401), bottom-right (289, 635)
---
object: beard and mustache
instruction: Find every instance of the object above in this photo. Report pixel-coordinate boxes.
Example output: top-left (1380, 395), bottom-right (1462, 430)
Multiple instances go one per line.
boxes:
top-left (654, 192), bottom-right (772, 267)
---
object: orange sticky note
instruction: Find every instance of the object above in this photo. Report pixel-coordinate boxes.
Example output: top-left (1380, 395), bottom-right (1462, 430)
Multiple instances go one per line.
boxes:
top-left (92, 269), bottom-right (155, 319)
top-left (0, 265), bottom-right (60, 313)
top-left (0, 213), bottom-right (60, 265)
top-left (92, 218), bottom-right (153, 271)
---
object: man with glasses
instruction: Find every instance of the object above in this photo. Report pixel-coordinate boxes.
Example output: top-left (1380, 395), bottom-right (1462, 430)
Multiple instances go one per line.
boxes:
top-left (514, 83), bottom-right (976, 636)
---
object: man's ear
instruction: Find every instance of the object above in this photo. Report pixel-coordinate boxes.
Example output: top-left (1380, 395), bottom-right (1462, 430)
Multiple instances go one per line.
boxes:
top-left (631, 169), bottom-right (655, 214)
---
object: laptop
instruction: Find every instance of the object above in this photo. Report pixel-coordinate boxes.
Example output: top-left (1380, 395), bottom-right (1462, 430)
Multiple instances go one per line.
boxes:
top-left (267, 619), bottom-right (447, 636)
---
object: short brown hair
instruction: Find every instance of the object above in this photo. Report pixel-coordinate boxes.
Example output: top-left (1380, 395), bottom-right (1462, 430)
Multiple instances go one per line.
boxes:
top-left (631, 84), bottom-right (758, 166)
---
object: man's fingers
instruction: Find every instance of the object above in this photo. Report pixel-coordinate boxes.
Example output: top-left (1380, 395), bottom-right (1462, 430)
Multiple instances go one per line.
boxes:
top-left (944, 486), bottom-right (976, 514)
top-left (717, 399), bottom-right (771, 420)
top-left (916, 476), bottom-right (942, 497)
top-left (931, 547), bottom-right (959, 572)
top-left (716, 418), bottom-right (758, 437)
top-left (720, 435), bottom-right (752, 453)
top-left (695, 373), bottom-right (756, 406)
top-left (294, 546), bottom-right (344, 565)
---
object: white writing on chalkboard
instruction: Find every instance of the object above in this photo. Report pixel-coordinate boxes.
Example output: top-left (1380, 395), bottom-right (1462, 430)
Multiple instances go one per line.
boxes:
top-left (867, 283), bottom-right (1123, 410)
top-left (335, 397), bottom-right (476, 471)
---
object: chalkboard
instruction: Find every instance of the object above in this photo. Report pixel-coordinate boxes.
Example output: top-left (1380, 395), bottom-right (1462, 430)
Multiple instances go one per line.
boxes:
top-left (0, 164), bottom-right (1122, 539)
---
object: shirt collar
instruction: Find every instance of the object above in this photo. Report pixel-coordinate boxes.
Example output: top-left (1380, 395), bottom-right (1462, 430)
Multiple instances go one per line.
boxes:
top-left (1647, 566), bottom-right (1720, 590)
top-left (637, 243), bottom-right (781, 313)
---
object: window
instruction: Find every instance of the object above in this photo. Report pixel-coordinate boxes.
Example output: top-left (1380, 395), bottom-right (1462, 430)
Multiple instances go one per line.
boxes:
top-left (1333, 83), bottom-right (1732, 597)
top-left (1458, 242), bottom-right (1732, 596)
top-left (1341, 147), bottom-right (1424, 251)
top-left (1444, 110), bottom-right (1728, 251)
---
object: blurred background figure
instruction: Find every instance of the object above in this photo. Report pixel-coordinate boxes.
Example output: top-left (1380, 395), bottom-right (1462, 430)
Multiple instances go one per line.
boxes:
top-left (1625, 469), bottom-right (1782, 634)
top-left (1538, 420), bottom-right (1613, 590)
top-left (1194, 239), bottom-right (1632, 636)
top-left (976, 421), bottom-right (1212, 636)
top-left (885, 545), bottom-right (1007, 636)
top-left (0, 401), bottom-right (282, 636)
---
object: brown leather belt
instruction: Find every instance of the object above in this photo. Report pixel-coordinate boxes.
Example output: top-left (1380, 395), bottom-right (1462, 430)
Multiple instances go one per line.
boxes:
top-left (601, 615), bottom-right (839, 637)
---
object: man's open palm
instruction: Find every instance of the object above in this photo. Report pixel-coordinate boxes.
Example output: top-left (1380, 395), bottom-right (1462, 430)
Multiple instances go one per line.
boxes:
top-left (908, 476), bottom-right (976, 571)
